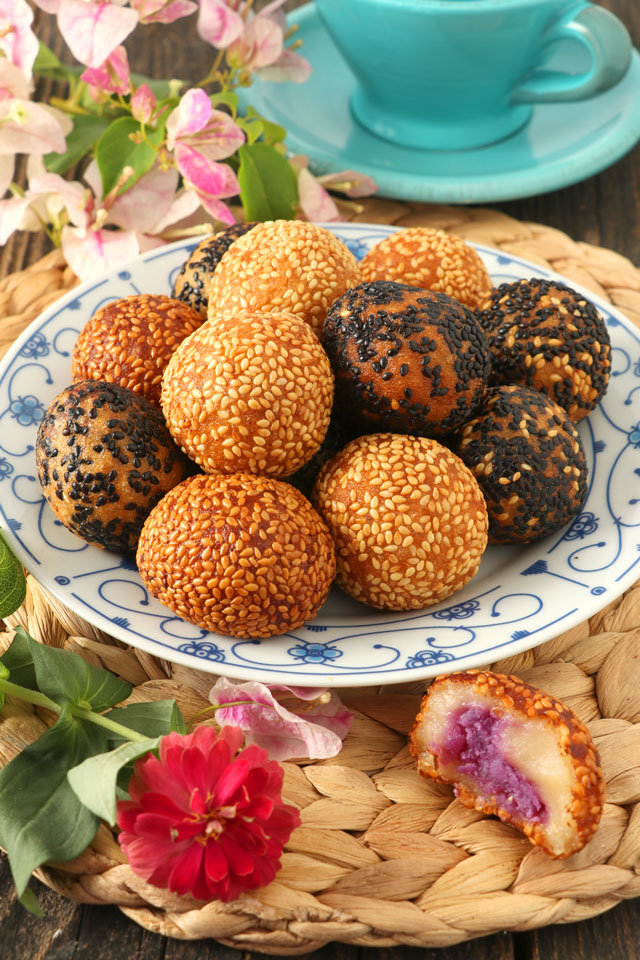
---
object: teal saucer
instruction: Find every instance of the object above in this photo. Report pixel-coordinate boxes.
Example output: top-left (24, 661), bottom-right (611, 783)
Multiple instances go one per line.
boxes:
top-left (240, 3), bottom-right (640, 203)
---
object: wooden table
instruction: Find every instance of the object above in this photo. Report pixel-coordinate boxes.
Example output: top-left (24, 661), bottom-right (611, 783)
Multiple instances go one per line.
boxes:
top-left (1, 2), bottom-right (639, 958)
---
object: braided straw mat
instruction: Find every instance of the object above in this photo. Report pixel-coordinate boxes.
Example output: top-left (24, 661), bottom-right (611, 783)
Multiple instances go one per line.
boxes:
top-left (2, 203), bottom-right (640, 954)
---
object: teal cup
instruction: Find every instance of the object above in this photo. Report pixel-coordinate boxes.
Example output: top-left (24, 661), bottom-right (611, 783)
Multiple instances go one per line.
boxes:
top-left (314, 0), bottom-right (632, 150)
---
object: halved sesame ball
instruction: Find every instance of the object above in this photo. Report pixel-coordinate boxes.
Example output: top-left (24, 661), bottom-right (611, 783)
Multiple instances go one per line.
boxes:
top-left (359, 227), bottom-right (492, 309)
top-left (207, 220), bottom-right (362, 336)
top-left (161, 310), bottom-right (334, 477)
top-left (312, 434), bottom-right (488, 611)
top-left (136, 473), bottom-right (336, 638)
top-left (323, 281), bottom-right (491, 437)
top-left (171, 222), bottom-right (258, 318)
top-left (36, 380), bottom-right (193, 556)
top-left (475, 278), bottom-right (611, 421)
top-left (410, 670), bottom-right (605, 858)
top-left (454, 385), bottom-right (588, 544)
top-left (71, 294), bottom-right (204, 407)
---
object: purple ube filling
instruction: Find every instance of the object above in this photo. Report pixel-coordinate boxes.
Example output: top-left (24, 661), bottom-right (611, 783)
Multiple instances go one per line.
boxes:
top-left (438, 705), bottom-right (548, 824)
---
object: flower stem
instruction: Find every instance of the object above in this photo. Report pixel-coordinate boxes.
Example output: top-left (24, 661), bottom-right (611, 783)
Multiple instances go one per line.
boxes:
top-left (0, 679), bottom-right (149, 742)
top-left (71, 708), bottom-right (148, 742)
top-left (0, 678), bottom-right (60, 713)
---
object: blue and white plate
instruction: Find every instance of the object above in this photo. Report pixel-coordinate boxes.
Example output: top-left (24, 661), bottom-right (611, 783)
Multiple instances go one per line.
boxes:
top-left (1, 223), bottom-right (639, 687)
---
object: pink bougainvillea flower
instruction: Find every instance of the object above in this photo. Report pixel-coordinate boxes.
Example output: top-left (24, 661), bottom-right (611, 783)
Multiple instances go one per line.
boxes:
top-left (166, 90), bottom-right (245, 159)
top-left (117, 725), bottom-right (300, 902)
top-left (317, 168), bottom-right (379, 199)
top-left (0, 59), bottom-right (31, 101)
top-left (173, 144), bottom-right (239, 225)
top-left (107, 164), bottom-right (199, 236)
top-left (255, 48), bottom-right (312, 84)
top-left (208, 679), bottom-right (353, 761)
top-left (131, 0), bottom-right (197, 25)
top-left (57, 0), bottom-right (139, 69)
top-left (81, 45), bottom-right (131, 97)
top-left (226, 15), bottom-right (283, 73)
top-left (62, 223), bottom-right (140, 283)
top-left (0, 0), bottom-right (40, 79)
top-left (131, 83), bottom-right (157, 125)
top-left (291, 159), bottom-right (341, 222)
top-left (197, 0), bottom-right (244, 50)
top-left (0, 100), bottom-right (70, 157)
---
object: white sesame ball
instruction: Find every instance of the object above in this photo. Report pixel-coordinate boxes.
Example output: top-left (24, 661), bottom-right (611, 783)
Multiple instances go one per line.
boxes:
top-left (161, 310), bottom-right (334, 477)
top-left (208, 220), bottom-right (362, 336)
top-left (313, 433), bottom-right (488, 611)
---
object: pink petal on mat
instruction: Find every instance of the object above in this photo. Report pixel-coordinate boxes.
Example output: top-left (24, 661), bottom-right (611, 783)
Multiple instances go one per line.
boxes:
top-left (197, 0), bottom-right (244, 50)
top-left (0, 0), bottom-right (40, 79)
top-left (62, 224), bottom-right (140, 282)
top-left (208, 678), bottom-right (352, 761)
top-left (57, 0), bottom-right (139, 68)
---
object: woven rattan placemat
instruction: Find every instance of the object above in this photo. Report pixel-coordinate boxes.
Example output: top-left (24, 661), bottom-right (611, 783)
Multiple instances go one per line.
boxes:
top-left (1, 203), bottom-right (640, 954)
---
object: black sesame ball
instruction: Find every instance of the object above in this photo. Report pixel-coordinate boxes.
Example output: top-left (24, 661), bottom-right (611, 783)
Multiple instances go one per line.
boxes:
top-left (36, 380), bottom-right (193, 556)
top-left (475, 278), bottom-right (610, 422)
top-left (454, 385), bottom-right (588, 544)
top-left (171, 222), bottom-right (258, 317)
top-left (323, 281), bottom-right (492, 437)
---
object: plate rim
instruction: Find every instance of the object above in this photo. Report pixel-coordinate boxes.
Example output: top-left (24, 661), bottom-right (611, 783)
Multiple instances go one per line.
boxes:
top-left (0, 224), bottom-right (639, 686)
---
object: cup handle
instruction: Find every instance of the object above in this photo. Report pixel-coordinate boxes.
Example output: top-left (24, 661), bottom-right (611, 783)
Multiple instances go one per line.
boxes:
top-left (511, 4), bottom-right (632, 104)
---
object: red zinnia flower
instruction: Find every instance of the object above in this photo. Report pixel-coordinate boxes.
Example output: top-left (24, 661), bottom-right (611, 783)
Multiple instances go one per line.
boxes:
top-left (116, 725), bottom-right (300, 902)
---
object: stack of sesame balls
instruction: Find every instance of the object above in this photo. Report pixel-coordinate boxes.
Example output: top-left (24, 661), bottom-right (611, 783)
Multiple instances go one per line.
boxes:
top-left (36, 221), bottom-right (612, 639)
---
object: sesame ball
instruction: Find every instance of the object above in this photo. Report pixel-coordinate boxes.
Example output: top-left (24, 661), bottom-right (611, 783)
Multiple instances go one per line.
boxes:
top-left (410, 670), bottom-right (605, 858)
top-left (475, 278), bottom-right (611, 421)
top-left (171, 222), bottom-right (258, 318)
top-left (71, 294), bottom-right (203, 407)
top-left (208, 220), bottom-right (362, 337)
top-left (454, 385), bottom-right (588, 544)
top-left (36, 380), bottom-right (193, 556)
top-left (359, 227), bottom-right (492, 309)
top-left (161, 311), bottom-right (334, 477)
top-left (323, 281), bottom-right (491, 436)
top-left (136, 473), bottom-right (336, 639)
top-left (312, 433), bottom-right (488, 611)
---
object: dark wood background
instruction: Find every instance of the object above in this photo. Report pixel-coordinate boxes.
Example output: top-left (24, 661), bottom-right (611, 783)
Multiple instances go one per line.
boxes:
top-left (1, 2), bottom-right (639, 957)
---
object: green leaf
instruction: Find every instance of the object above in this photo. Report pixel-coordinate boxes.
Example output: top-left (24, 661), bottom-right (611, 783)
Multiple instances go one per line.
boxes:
top-left (237, 143), bottom-right (298, 222)
top-left (0, 627), bottom-right (37, 691)
top-left (0, 530), bottom-right (26, 620)
top-left (27, 636), bottom-right (131, 712)
top-left (237, 116), bottom-right (265, 146)
top-left (104, 699), bottom-right (187, 743)
top-left (0, 707), bottom-right (105, 901)
top-left (68, 737), bottom-right (160, 824)
top-left (211, 91), bottom-right (239, 117)
top-left (246, 106), bottom-right (287, 146)
top-left (44, 113), bottom-right (111, 176)
top-left (94, 117), bottom-right (164, 197)
top-left (33, 42), bottom-right (79, 83)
